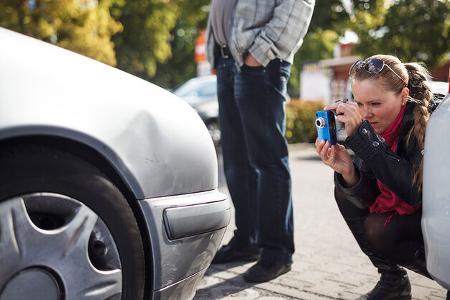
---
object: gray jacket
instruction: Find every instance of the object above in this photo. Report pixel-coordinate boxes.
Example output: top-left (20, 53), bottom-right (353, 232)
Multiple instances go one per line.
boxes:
top-left (206, 0), bottom-right (315, 67)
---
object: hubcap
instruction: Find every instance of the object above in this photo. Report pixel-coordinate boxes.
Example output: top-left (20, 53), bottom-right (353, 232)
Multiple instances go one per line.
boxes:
top-left (0, 193), bottom-right (122, 300)
top-left (1, 268), bottom-right (61, 300)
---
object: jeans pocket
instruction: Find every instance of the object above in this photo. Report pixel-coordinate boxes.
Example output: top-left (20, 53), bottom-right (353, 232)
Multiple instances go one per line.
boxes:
top-left (279, 60), bottom-right (291, 82)
top-left (266, 60), bottom-right (291, 99)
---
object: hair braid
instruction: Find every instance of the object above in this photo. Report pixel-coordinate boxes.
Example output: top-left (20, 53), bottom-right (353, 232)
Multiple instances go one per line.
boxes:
top-left (404, 62), bottom-right (432, 191)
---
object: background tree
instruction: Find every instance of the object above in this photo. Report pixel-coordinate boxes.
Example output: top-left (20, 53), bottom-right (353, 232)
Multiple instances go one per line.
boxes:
top-left (111, 0), bottom-right (182, 79)
top-left (0, 0), bottom-right (121, 65)
top-left (289, 0), bottom-right (381, 97)
top-left (349, 0), bottom-right (449, 69)
top-left (1, 0), bottom-right (447, 90)
top-left (151, 0), bottom-right (210, 89)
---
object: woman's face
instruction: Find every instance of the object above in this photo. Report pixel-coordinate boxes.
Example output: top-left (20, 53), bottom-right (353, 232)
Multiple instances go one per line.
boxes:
top-left (352, 79), bottom-right (406, 134)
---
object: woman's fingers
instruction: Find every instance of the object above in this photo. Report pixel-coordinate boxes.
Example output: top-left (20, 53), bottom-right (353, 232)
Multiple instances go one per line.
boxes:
top-left (317, 140), bottom-right (350, 171)
top-left (315, 138), bottom-right (321, 147)
top-left (335, 102), bottom-right (362, 137)
top-left (315, 139), bottom-right (324, 153)
top-left (336, 102), bottom-right (359, 117)
top-left (336, 144), bottom-right (347, 152)
top-left (319, 141), bottom-right (331, 162)
top-left (324, 103), bottom-right (338, 111)
top-left (317, 140), bottom-right (336, 168)
top-left (329, 145), bottom-right (335, 162)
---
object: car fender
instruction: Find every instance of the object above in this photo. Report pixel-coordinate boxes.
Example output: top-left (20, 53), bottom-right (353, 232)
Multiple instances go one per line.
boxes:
top-left (0, 28), bottom-right (218, 200)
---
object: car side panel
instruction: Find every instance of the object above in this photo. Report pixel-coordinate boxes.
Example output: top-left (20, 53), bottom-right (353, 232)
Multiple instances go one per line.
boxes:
top-left (422, 93), bottom-right (450, 289)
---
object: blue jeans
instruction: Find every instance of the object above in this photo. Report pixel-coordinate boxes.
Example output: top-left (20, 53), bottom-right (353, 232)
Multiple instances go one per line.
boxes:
top-left (216, 56), bottom-right (294, 262)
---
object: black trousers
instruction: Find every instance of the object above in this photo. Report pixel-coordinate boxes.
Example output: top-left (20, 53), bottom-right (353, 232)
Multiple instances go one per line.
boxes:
top-left (334, 187), bottom-right (430, 277)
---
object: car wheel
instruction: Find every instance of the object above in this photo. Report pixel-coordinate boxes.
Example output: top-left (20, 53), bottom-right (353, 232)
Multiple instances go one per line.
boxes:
top-left (206, 120), bottom-right (221, 147)
top-left (0, 145), bottom-right (145, 300)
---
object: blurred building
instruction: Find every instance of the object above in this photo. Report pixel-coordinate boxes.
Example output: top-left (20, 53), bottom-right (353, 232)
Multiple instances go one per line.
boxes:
top-left (300, 43), bottom-right (358, 104)
top-left (431, 59), bottom-right (450, 82)
top-left (301, 43), bottom-right (449, 103)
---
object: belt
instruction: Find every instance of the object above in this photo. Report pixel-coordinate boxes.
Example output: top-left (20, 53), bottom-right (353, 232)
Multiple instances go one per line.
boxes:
top-left (218, 44), bottom-right (230, 58)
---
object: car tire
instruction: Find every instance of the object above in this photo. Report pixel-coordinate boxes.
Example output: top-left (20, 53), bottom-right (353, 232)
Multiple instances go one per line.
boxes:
top-left (0, 144), bottom-right (145, 300)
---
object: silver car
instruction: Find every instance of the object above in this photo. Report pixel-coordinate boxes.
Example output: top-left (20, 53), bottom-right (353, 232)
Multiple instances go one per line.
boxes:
top-left (423, 81), bottom-right (450, 290)
top-left (0, 28), bottom-right (230, 300)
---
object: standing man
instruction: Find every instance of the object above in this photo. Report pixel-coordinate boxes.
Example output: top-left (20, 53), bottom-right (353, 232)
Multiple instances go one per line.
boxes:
top-left (206, 0), bottom-right (315, 282)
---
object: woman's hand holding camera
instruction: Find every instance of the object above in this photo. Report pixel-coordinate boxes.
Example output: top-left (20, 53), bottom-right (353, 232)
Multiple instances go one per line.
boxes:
top-left (314, 99), bottom-right (362, 186)
top-left (325, 100), bottom-right (362, 137)
top-left (315, 139), bottom-right (358, 186)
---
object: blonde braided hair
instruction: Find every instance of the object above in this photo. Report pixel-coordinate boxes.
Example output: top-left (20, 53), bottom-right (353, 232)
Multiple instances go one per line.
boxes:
top-left (403, 62), bottom-right (432, 191)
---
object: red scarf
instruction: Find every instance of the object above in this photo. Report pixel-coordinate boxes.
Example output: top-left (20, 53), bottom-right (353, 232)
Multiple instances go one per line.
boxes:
top-left (369, 105), bottom-right (419, 215)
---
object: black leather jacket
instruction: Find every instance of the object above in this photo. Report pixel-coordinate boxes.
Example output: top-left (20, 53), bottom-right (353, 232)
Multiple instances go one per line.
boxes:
top-left (335, 102), bottom-right (422, 209)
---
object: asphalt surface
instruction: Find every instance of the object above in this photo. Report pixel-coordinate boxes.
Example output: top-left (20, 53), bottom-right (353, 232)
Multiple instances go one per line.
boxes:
top-left (194, 144), bottom-right (447, 300)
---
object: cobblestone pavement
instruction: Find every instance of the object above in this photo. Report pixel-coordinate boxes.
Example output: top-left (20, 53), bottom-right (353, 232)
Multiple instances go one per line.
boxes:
top-left (194, 144), bottom-right (447, 300)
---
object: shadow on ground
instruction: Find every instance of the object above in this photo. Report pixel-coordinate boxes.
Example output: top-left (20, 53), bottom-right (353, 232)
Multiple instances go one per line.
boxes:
top-left (194, 265), bottom-right (260, 300)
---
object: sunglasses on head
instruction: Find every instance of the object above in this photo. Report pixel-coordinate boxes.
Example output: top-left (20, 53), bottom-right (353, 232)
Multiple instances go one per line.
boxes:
top-left (349, 58), bottom-right (407, 85)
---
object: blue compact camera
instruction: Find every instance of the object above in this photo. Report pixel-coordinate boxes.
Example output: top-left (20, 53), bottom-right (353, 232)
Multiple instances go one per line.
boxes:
top-left (315, 110), bottom-right (337, 145)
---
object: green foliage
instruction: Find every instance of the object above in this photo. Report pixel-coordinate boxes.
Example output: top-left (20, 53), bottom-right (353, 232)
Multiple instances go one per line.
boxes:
top-left (152, 0), bottom-right (210, 88)
top-left (112, 0), bottom-right (182, 79)
top-left (1, 0), bottom-right (447, 89)
top-left (348, 0), bottom-right (449, 68)
top-left (288, 0), bottom-right (450, 96)
top-left (0, 0), bottom-right (121, 65)
top-left (307, 0), bottom-right (351, 35)
top-left (289, 0), bottom-right (348, 96)
top-left (285, 100), bottom-right (325, 144)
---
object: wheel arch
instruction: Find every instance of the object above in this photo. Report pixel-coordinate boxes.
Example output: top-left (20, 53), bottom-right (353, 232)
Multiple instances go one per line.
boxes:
top-left (0, 134), bottom-right (155, 296)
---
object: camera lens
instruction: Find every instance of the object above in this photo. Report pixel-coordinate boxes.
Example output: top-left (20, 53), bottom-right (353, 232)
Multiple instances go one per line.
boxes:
top-left (315, 117), bottom-right (325, 128)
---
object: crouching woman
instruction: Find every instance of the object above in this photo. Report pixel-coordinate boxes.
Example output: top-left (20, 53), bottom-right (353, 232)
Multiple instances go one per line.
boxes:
top-left (315, 54), bottom-right (448, 300)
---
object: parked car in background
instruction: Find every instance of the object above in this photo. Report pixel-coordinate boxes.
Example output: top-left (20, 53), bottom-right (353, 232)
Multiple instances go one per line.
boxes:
top-left (174, 76), bottom-right (220, 146)
top-left (0, 27), bottom-right (230, 300)
top-left (423, 76), bottom-right (450, 291)
top-left (429, 80), bottom-right (448, 97)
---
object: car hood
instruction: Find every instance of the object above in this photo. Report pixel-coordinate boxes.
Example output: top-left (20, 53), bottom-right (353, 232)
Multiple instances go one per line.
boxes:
top-left (0, 28), bottom-right (218, 199)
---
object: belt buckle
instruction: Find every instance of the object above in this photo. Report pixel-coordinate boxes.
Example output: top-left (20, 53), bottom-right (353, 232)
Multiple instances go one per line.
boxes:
top-left (220, 45), bottom-right (229, 58)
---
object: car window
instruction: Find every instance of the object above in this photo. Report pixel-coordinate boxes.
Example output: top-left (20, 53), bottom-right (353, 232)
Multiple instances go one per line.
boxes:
top-left (430, 81), bottom-right (447, 96)
top-left (175, 78), bottom-right (217, 99)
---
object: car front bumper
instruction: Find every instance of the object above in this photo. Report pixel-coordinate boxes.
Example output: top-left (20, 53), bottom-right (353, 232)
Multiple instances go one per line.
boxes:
top-left (138, 190), bottom-right (230, 299)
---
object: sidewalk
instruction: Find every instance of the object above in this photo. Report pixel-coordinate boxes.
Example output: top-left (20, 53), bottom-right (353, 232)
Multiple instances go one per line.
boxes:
top-left (194, 144), bottom-right (447, 300)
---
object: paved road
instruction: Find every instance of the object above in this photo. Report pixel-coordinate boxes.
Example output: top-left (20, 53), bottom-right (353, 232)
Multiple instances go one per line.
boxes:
top-left (194, 144), bottom-right (447, 300)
